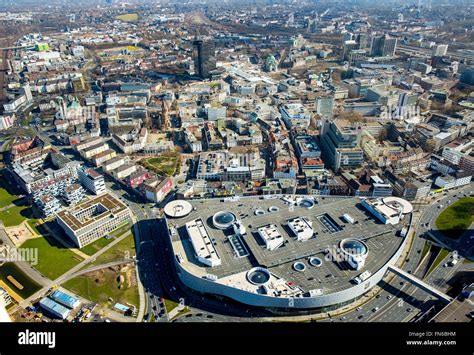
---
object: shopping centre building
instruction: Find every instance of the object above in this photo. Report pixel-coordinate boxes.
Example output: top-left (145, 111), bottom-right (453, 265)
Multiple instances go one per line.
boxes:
top-left (163, 195), bottom-right (412, 311)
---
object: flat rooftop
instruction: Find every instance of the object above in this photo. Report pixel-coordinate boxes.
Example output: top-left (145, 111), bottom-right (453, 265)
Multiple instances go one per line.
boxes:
top-left (56, 193), bottom-right (127, 232)
top-left (166, 196), bottom-right (405, 295)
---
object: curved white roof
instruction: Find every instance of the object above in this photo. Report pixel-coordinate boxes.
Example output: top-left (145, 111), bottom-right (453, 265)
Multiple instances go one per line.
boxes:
top-left (382, 197), bottom-right (413, 214)
top-left (164, 200), bottom-right (193, 218)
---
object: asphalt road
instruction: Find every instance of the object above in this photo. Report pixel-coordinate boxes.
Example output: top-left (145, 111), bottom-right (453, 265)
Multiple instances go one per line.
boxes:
top-left (322, 184), bottom-right (473, 323)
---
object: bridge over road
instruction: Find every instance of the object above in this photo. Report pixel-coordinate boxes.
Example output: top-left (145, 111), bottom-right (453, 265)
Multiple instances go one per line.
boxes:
top-left (387, 265), bottom-right (453, 304)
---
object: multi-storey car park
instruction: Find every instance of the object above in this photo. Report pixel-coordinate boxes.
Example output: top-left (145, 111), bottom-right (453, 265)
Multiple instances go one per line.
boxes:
top-left (163, 195), bottom-right (413, 313)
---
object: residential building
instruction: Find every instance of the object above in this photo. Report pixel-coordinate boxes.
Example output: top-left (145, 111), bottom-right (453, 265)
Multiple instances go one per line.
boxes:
top-left (77, 167), bottom-right (106, 195)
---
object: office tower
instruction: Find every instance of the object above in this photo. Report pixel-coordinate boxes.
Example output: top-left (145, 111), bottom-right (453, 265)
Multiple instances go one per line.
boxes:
top-left (320, 119), bottom-right (364, 171)
top-left (370, 35), bottom-right (384, 56)
top-left (342, 40), bottom-right (359, 61)
top-left (193, 38), bottom-right (216, 79)
top-left (382, 37), bottom-right (397, 57)
top-left (370, 35), bottom-right (397, 57)
top-left (460, 67), bottom-right (474, 85)
top-left (357, 33), bottom-right (369, 49)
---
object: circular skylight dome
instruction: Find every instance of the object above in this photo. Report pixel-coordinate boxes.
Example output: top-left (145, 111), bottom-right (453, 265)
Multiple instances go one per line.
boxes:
top-left (309, 257), bottom-right (322, 267)
top-left (297, 198), bottom-right (315, 209)
top-left (293, 262), bottom-right (307, 272)
top-left (212, 211), bottom-right (236, 229)
top-left (246, 267), bottom-right (271, 285)
top-left (340, 238), bottom-right (369, 256)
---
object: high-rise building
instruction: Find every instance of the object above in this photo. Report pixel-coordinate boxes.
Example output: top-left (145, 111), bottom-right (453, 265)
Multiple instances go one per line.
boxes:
top-left (342, 40), bottom-right (359, 61)
top-left (193, 39), bottom-right (216, 79)
top-left (370, 35), bottom-right (384, 57)
top-left (460, 67), bottom-right (474, 85)
top-left (320, 119), bottom-right (364, 171)
top-left (370, 35), bottom-right (397, 57)
top-left (356, 33), bottom-right (370, 49)
top-left (382, 36), bottom-right (397, 57)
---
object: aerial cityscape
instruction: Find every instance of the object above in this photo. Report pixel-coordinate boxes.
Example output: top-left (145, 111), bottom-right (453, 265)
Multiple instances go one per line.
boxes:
top-left (0, 0), bottom-right (473, 331)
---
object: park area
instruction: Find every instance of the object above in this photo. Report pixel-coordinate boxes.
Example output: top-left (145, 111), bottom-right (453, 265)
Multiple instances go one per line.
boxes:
top-left (0, 185), bottom-right (21, 209)
top-left (20, 236), bottom-right (84, 280)
top-left (0, 204), bottom-right (31, 227)
top-left (89, 233), bottom-right (136, 267)
top-left (63, 265), bottom-right (139, 311)
top-left (140, 153), bottom-right (180, 177)
top-left (435, 197), bottom-right (474, 239)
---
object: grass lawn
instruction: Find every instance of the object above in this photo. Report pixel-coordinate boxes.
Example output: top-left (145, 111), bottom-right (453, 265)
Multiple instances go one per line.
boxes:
top-left (0, 186), bottom-right (20, 208)
top-left (0, 170), bottom-right (21, 208)
top-left (20, 236), bottom-right (84, 280)
top-left (419, 240), bottom-right (431, 265)
top-left (141, 154), bottom-right (179, 177)
top-left (27, 219), bottom-right (42, 236)
top-left (80, 236), bottom-right (116, 256)
top-left (80, 224), bottom-right (132, 256)
top-left (115, 13), bottom-right (139, 22)
top-left (0, 205), bottom-right (29, 227)
top-left (89, 233), bottom-right (136, 267)
top-left (164, 298), bottom-right (179, 312)
top-left (426, 248), bottom-right (450, 276)
top-left (63, 267), bottom-right (140, 309)
top-left (164, 298), bottom-right (190, 319)
top-left (435, 197), bottom-right (474, 239)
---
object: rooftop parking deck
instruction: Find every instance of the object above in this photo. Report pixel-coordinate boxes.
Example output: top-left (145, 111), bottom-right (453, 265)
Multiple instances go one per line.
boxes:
top-left (166, 196), bottom-right (406, 295)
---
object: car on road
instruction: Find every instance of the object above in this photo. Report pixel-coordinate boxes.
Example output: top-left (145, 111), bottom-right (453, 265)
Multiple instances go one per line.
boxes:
top-left (358, 315), bottom-right (364, 319)
top-left (356, 307), bottom-right (362, 312)
top-left (387, 295), bottom-right (393, 300)
top-left (407, 308), bottom-right (413, 312)
top-left (372, 307), bottom-right (379, 312)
